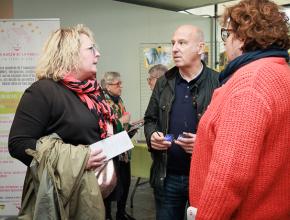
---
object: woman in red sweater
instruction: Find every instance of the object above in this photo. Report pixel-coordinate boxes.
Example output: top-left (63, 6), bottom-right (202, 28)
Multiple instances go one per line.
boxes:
top-left (189, 0), bottom-right (290, 219)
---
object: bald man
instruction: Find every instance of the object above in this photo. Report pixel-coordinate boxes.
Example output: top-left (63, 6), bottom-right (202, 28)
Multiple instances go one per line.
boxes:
top-left (144, 25), bottom-right (220, 220)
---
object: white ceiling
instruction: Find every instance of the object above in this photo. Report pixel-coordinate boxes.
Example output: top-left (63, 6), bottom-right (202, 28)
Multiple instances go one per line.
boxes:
top-left (185, 0), bottom-right (290, 17)
top-left (113, 0), bottom-right (290, 12)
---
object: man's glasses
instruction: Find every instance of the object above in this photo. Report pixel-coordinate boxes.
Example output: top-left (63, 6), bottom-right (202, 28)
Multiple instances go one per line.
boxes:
top-left (147, 76), bottom-right (157, 82)
top-left (221, 28), bottom-right (233, 42)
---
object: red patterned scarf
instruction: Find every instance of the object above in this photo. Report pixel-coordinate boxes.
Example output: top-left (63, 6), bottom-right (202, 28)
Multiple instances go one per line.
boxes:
top-left (61, 74), bottom-right (115, 139)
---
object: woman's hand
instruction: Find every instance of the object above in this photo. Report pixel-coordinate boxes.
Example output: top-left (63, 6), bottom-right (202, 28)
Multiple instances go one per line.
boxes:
top-left (86, 148), bottom-right (106, 170)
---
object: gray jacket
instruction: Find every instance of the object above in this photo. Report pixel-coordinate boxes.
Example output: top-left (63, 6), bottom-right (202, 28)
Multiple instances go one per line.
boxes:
top-left (19, 133), bottom-right (105, 220)
top-left (144, 64), bottom-right (220, 188)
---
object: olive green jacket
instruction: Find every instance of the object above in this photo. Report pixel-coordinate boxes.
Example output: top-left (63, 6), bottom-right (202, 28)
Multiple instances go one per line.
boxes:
top-left (18, 133), bottom-right (105, 220)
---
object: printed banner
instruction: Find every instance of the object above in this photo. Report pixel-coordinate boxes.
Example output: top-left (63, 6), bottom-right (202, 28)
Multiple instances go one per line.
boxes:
top-left (0, 19), bottom-right (60, 217)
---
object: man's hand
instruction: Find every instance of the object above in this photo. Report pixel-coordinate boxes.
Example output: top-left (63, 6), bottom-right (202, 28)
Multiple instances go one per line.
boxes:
top-left (174, 132), bottom-right (196, 154)
top-left (150, 131), bottom-right (171, 150)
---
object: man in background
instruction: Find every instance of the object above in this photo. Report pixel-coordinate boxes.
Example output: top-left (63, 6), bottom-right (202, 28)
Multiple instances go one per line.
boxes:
top-left (144, 25), bottom-right (219, 220)
top-left (147, 64), bottom-right (168, 91)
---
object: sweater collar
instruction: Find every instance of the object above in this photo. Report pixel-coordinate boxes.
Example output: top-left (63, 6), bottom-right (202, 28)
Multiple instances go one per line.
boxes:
top-left (219, 48), bottom-right (289, 84)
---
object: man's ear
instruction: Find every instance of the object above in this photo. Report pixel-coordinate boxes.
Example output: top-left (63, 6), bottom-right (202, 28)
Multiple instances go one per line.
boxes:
top-left (197, 42), bottom-right (205, 55)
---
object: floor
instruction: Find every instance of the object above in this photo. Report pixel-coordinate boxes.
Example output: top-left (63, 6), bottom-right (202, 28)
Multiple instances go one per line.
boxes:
top-left (0, 177), bottom-right (155, 220)
top-left (111, 177), bottom-right (155, 220)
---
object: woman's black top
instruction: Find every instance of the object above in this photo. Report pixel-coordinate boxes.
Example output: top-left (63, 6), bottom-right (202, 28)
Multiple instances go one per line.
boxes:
top-left (9, 79), bottom-right (102, 166)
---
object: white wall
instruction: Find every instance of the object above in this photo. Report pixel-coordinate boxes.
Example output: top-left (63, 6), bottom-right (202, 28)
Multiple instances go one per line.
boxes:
top-left (13, 0), bottom-right (211, 121)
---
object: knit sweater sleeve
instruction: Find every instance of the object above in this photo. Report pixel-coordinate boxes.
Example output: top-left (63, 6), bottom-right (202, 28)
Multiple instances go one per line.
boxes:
top-left (195, 88), bottom-right (271, 219)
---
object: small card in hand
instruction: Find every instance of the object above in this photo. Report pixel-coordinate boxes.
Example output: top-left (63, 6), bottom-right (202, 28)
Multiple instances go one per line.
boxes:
top-left (127, 119), bottom-right (144, 133)
top-left (164, 134), bottom-right (174, 142)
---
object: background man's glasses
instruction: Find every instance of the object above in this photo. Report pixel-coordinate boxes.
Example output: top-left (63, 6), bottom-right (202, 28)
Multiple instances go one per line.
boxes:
top-left (221, 28), bottom-right (233, 42)
top-left (147, 76), bottom-right (157, 82)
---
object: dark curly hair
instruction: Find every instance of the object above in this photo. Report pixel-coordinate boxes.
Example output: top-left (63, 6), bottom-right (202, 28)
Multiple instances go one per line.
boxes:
top-left (221, 0), bottom-right (290, 52)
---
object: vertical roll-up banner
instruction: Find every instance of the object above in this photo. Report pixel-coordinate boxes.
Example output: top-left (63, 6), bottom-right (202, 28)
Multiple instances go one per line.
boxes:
top-left (0, 19), bottom-right (60, 217)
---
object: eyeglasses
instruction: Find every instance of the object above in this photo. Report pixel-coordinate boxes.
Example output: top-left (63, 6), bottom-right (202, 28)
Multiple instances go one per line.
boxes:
top-left (87, 45), bottom-right (98, 56)
top-left (108, 81), bottom-right (122, 86)
top-left (221, 28), bottom-right (233, 42)
top-left (147, 76), bottom-right (158, 82)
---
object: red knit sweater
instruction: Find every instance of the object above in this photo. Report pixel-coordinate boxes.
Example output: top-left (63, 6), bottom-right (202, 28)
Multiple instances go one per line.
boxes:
top-left (189, 57), bottom-right (290, 220)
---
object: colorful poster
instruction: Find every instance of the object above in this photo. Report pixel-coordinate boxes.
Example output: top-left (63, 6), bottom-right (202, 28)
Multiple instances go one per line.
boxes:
top-left (202, 44), bottom-right (210, 67)
top-left (143, 45), bottom-right (173, 69)
top-left (0, 19), bottom-right (60, 217)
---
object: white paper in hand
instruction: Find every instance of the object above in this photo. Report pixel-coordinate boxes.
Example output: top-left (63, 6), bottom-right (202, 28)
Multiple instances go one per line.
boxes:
top-left (89, 131), bottom-right (134, 160)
